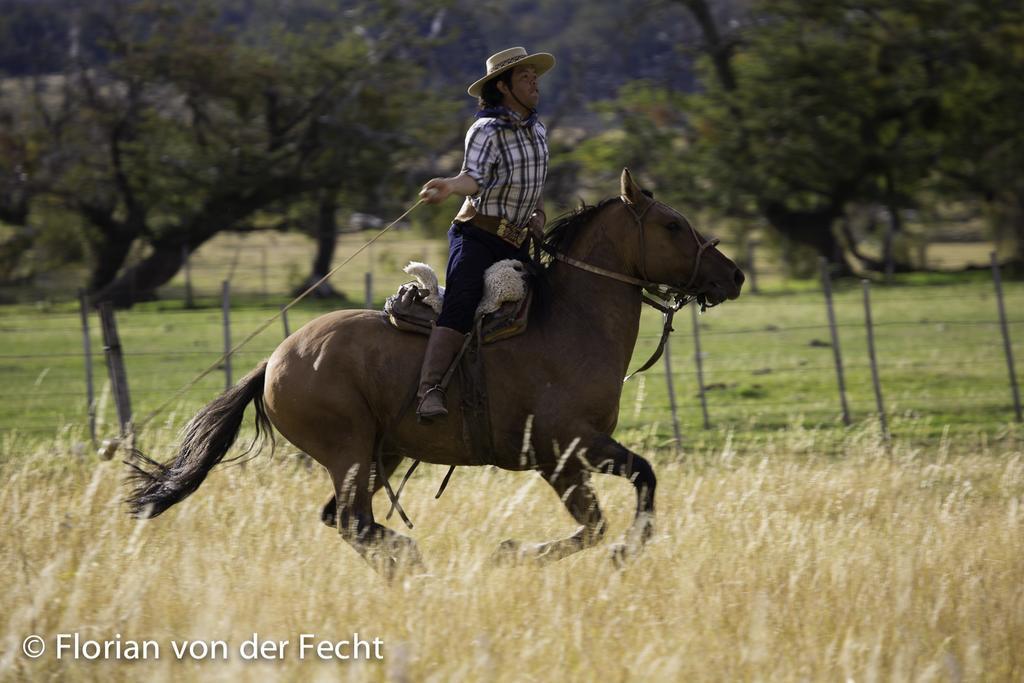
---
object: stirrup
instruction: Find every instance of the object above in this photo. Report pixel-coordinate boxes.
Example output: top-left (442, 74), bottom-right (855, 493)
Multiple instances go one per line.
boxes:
top-left (416, 385), bottom-right (448, 422)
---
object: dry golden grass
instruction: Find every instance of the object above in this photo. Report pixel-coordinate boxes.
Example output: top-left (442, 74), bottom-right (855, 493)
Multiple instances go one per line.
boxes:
top-left (2, 428), bottom-right (1023, 681)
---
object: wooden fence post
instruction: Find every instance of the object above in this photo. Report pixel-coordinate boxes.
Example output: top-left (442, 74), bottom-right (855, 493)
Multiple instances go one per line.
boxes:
top-left (221, 280), bottom-right (232, 389)
top-left (862, 280), bottom-right (889, 440)
top-left (991, 253), bottom-right (1022, 422)
top-left (282, 305), bottom-right (291, 339)
top-left (820, 258), bottom-right (852, 425)
top-left (129, 250), bottom-right (137, 305)
top-left (365, 272), bottom-right (373, 309)
top-left (78, 290), bottom-right (96, 446)
top-left (690, 304), bottom-right (710, 430)
top-left (662, 335), bottom-right (683, 450)
top-left (98, 302), bottom-right (133, 437)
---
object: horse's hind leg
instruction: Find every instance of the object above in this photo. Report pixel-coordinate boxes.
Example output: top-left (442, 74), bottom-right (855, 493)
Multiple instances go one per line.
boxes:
top-left (492, 463), bottom-right (607, 566)
top-left (321, 449), bottom-right (403, 528)
top-left (325, 441), bottom-right (423, 579)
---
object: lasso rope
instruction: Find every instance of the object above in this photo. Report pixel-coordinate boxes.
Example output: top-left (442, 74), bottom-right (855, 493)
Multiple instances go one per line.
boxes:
top-left (131, 198), bottom-right (426, 433)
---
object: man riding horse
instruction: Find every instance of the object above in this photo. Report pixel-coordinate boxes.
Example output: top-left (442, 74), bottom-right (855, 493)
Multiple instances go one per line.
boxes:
top-left (417, 46), bottom-right (554, 423)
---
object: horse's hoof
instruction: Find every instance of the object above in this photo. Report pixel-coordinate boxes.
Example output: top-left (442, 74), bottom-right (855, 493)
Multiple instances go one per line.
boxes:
top-left (320, 496), bottom-right (338, 528)
top-left (609, 542), bottom-right (642, 569)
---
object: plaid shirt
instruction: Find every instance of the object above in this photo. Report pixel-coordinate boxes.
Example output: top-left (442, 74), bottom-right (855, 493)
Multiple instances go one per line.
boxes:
top-left (461, 111), bottom-right (548, 228)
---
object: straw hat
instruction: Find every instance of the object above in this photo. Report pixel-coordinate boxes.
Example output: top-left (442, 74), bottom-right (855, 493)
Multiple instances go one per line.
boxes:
top-left (467, 47), bottom-right (555, 97)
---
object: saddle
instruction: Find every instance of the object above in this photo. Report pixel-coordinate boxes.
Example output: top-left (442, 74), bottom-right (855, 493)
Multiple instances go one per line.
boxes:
top-left (383, 281), bottom-right (532, 343)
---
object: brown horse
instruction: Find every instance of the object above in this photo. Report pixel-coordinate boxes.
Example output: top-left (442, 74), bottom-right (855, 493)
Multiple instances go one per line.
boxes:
top-left (126, 169), bottom-right (744, 576)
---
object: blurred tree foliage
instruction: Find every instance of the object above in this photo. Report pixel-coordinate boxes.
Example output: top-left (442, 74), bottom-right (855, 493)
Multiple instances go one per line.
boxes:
top-left (0, 0), bottom-right (453, 305)
top-left (928, 3), bottom-right (1024, 267)
top-left (1, 0), bottom-right (1021, 299)
top-left (582, 0), bottom-right (1024, 275)
top-left (0, 0), bottom-right (707, 304)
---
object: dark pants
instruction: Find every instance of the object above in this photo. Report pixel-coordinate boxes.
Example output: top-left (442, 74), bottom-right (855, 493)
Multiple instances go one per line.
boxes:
top-left (436, 222), bottom-right (528, 334)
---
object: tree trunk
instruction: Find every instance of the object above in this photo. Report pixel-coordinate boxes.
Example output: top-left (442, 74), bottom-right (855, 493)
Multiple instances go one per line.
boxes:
top-left (838, 214), bottom-right (916, 275)
top-left (762, 201), bottom-right (855, 276)
top-left (0, 196), bottom-right (28, 227)
top-left (678, 0), bottom-right (737, 92)
top-left (1009, 191), bottom-right (1024, 273)
top-left (292, 191), bottom-right (345, 299)
top-left (88, 175), bottom-right (316, 306)
top-left (91, 241), bottom-right (187, 307)
top-left (883, 203), bottom-right (900, 283)
top-left (313, 193), bottom-right (338, 276)
top-left (88, 235), bottom-right (135, 293)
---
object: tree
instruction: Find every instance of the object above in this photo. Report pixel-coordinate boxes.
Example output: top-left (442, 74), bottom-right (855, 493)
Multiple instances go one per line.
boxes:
top-left (681, 0), bottom-right (954, 273)
top-left (584, 0), bottom-right (1023, 276)
top-left (926, 3), bottom-right (1024, 268)
top-left (20, 0), bottom-right (451, 306)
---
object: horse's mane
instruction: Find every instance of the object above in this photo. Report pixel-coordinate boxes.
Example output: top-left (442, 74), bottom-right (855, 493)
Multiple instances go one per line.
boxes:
top-left (538, 196), bottom-right (621, 272)
top-left (525, 196), bottom-right (621, 324)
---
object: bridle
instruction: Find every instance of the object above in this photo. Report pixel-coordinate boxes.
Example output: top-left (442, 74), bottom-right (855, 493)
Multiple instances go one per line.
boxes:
top-left (537, 196), bottom-right (723, 381)
top-left (541, 197), bottom-right (720, 302)
top-left (621, 196), bottom-right (722, 295)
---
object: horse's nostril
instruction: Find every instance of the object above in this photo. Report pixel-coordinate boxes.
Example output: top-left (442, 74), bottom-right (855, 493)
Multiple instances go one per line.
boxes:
top-left (734, 269), bottom-right (746, 287)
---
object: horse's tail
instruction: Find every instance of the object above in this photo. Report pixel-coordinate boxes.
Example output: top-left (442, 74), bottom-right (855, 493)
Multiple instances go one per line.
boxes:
top-left (125, 360), bottom-right (273, 518)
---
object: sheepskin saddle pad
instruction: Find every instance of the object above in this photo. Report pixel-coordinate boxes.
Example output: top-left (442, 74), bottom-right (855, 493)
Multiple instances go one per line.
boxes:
top-left (384, 259), bottom-right (532, 344)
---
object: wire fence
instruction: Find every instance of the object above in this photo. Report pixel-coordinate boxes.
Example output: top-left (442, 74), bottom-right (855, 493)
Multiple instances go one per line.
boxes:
top-left (2, 263), bottom-right (1021, 447)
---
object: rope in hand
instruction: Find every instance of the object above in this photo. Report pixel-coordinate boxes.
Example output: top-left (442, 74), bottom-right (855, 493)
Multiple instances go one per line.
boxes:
top-left (131, 198), bottom-right (427, 433)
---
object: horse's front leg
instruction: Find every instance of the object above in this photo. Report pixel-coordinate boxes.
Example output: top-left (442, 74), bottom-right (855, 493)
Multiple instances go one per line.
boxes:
top-left (580, 434), bottom-right (656, 567)
top-left (491, 463), bottom-right (607, 566)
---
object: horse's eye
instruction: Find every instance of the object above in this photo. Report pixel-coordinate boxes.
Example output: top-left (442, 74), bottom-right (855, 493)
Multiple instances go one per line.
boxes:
top-left (666, 221), bottom-right (683, 232)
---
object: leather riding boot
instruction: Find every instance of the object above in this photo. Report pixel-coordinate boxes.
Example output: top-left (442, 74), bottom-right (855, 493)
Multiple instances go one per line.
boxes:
top-left (416, 326), bottom-right (468, 423)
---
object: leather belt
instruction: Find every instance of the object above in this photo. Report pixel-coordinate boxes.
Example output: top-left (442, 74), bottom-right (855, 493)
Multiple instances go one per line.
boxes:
top-left (462, 214), bottom-right (530, 247)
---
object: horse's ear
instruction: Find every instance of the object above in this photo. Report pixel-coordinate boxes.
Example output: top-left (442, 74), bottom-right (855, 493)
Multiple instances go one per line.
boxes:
top-left (620, 168), bottom-right (644, 206)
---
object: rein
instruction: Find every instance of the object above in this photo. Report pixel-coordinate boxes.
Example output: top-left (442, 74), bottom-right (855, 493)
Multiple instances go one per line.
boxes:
top-left (540, 196), bottom-right (721, 382)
